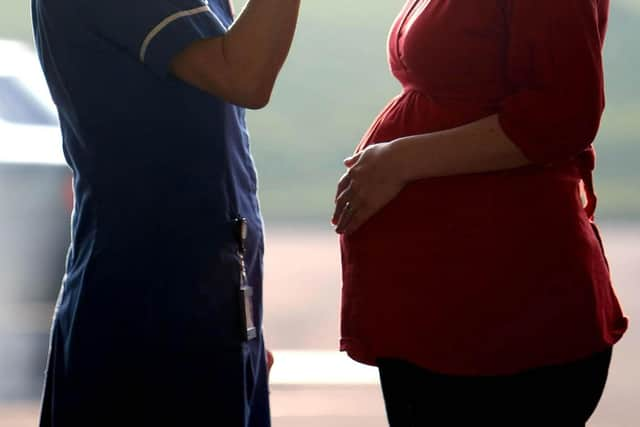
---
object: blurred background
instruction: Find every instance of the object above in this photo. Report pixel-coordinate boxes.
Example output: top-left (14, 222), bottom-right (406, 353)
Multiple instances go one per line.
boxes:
top-left (1, 1), bottom-right (639, 426)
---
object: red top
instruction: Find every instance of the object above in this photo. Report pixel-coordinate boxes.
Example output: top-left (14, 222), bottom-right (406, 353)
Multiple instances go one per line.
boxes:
top-left (340, 0), bottom-right (628, 375)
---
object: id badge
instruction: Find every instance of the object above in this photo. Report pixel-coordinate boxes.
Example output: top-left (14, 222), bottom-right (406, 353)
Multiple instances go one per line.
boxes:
top-left (235, 217), bottom-right (257, 342)
top-left (240, 282), bottom-right (257, 341)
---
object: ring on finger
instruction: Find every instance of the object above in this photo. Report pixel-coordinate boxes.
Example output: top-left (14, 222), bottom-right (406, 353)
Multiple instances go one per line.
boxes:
top-left (344, 201), bottom-right (355, 213)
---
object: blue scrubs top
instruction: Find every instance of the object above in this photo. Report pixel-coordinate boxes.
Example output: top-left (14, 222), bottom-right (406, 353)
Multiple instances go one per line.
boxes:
top-left (32, 1), bottom-right (270, 426)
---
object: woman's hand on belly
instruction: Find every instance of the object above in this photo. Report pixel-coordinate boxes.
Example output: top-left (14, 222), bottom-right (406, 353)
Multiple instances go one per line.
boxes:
top-left (332, 142), bottom-right (408, 235)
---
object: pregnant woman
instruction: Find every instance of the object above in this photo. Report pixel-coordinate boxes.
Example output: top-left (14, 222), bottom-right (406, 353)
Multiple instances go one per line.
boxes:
top-left (332, 1), bottom-right (628, 425)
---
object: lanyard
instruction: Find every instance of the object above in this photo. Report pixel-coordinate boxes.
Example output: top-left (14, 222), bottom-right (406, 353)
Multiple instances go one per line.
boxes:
top-left (234, 217), bottom-right (257, 341)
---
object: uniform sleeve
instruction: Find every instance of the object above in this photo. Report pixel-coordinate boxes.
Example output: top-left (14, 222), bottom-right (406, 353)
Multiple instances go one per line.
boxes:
top-left (87, 0), bottom-right (227, 77)
top-left (498, 0), bottom-right (607, 165)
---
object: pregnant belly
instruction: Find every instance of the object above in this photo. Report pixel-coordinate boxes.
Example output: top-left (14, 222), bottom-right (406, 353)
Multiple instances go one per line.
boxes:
top-left (340, 172), bottom-right (500, 300)
top-left (340, 160), bottom-right (586, 294)
top-left (357, 89), bottom-right (499, 151)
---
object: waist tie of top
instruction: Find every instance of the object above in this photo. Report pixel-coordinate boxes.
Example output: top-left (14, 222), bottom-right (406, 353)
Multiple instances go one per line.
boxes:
top-left (577, 147), bottom-right (598, 221)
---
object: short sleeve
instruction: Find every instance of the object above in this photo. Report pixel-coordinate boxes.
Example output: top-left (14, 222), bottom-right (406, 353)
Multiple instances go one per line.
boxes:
top-left (498, 0), bottom-right (608, 165)
top-left (87, 0), bottom-right (227, 77)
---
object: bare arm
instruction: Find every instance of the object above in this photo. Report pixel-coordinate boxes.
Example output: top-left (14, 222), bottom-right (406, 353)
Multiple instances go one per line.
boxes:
top-left (170, 0), bottom-right (301, 109)
top-left (391, 115), bottom-right (530, 182)
top-left (331, 115), bottom-right (529, 233)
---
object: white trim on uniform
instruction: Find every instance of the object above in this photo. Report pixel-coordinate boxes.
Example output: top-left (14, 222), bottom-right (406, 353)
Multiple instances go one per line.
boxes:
top-left (139, 2), bottom-right (222, 63)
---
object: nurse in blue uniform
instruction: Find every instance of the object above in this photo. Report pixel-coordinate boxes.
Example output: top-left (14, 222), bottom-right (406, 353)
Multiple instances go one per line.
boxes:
top-left (31, 1), bottom-right (300, 426)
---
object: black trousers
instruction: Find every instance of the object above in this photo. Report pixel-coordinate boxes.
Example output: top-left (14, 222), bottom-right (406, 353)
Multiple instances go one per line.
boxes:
top-left (378, 348), bottom-right (613, 427)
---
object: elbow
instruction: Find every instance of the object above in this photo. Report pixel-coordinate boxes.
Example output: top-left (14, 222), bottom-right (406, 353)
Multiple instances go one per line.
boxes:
top-left (558, 105), bottom-right (603, 159)
top-left (580, 105), bottom-right (603, 146)
top-left (207, 81), bottom-right (271, 109)
top-left (242, 84), bottom-right (272, 110)
top-left (555, 91), bottom-right (606, 159)
top-left (230, 75), bottom-right (274, 109)
top-left (244, 98), bottom-right (270, 110)
top-left (196, 66), bottom-right (274, 108)
top-left (500, 102), bottom-right (604, 166)
top-left (531, 121), bottom-right (601, 165)
top-left (575, 123), bottom-right (600, 153)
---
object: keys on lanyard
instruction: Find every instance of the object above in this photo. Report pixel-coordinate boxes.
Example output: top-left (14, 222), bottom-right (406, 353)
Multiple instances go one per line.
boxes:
top-left (234, 217), bottom-right (257, 342)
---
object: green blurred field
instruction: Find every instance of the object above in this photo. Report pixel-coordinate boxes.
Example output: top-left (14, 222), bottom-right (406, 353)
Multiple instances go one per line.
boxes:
top-left (3, 1), bottom-right (639, 221)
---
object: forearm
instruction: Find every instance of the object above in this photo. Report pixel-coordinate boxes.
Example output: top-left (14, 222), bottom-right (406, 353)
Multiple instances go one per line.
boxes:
top-left (391, 115), bottom-right (530, 182)
top-left (223, 0), bottom-right (301, 104)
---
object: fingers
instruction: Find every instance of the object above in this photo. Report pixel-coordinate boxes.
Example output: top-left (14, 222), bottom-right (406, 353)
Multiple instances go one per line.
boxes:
top-left (334, 180), bottom-right (365, 233)
top-left (339, 206), bottom-right (372, 235)
top-left (333, 149), bottom-right (366, 230)
top-left (335, 150), bottom-right (365, 202)
top-left (333, 177), bottom-right (376, 235)
top-left (333, 144), bottom-right (401, 235)
top-left (344, 151), bottom-right (363, 167)
top-left (335, 185), bottom-right (368, 235)
top-left (335, 199), bottom-right (359, 234)
top-left (332, 182), bottom-right (352, 225)
top-left (334, 171), bottom-right (351, 202)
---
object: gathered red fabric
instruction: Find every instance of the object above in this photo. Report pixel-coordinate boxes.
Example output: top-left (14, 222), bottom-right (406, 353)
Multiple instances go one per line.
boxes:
top-left (340, 0), bottom-right (628, 375)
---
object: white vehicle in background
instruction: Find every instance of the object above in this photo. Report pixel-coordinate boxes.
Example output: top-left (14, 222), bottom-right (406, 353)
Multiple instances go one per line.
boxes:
top-left (0, 39), bottom-right (70, 400)
top-left (0, 39), bottom-right (70, 302)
